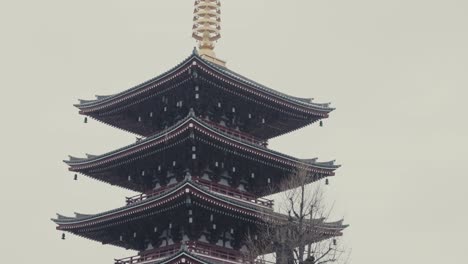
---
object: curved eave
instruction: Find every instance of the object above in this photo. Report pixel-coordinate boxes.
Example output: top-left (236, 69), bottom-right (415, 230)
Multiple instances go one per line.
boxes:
top-left (74, 53), bottom-right (196, 109)
top-left (65, 112), bottom-right (339, 174)
top-left (75, 52), bottom-right (334, 116)
top-left (52, 180), bottom-right (347, 235)
top-left (52, 180), bottom-right (271, 228)
top-left (197, 55), bottom-right (335, 112)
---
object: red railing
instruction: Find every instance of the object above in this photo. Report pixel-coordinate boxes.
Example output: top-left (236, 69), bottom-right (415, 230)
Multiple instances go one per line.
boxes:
top-left (203, 119), bottom-right (267, 146)
top-left (187, 241), bottom-right (241, 262)
top-left (114, 242), bottom-right (276, 264)
top-left (193, 177), bottom-right (274, 208)
top-left (126, 184), bottom-right (177, 205)
top-left (125, 177), bottom-right (274, 209)
top-left (115, 243), bottom-right (181, 264)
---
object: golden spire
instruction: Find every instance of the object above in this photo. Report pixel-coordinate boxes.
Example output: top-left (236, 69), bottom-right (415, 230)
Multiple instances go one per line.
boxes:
top-left (192, 0), bottom-right (226, 66)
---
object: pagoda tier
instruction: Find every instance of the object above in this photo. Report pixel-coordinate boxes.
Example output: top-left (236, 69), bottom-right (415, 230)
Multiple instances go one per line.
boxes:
top-left (75, 51), bottom-right (334, 139)
top-left (53, 179), bottom-right (347, 264)
top-left (65, 111), bottom-right (339, 196)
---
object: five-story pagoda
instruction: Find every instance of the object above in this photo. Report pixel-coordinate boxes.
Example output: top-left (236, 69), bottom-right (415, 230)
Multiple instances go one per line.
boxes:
top-left (53, 1), bottom-right (347, 263)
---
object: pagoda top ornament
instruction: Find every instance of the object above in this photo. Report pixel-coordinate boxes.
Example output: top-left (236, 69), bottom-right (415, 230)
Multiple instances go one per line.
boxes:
top-left (192, 0), bottom-right (226, 66)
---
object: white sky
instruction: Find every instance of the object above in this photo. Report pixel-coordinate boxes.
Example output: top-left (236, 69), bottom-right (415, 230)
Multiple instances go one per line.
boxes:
top-left (0, 0), bottom-right (467, 263)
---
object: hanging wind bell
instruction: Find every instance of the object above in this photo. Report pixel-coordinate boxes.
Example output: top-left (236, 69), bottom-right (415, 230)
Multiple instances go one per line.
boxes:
top-left (62, 233), bottom-right (66, 240)
top-left (325, 178), bottom-right (329, 185)
top-left (84, 117), bottom-right (88, 123)
top-left (74, 174), bottom-right (78, 181)
top-left (320, 120), bottom-right (323, 127)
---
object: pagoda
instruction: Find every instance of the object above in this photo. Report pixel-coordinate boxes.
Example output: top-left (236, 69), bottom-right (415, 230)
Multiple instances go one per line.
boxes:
top-left (53, 1), bottom-right (347, 263)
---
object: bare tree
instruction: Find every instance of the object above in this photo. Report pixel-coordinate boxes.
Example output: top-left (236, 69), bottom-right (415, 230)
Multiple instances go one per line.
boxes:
top-left (244, 168), bottom-right (348, 264)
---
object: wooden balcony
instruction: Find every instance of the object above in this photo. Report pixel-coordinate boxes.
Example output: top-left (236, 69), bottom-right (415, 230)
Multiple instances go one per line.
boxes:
top-left (193, 177), bottom-right (274, 208)
top-left (203, 118), bottom-right (267, 146)
top-left (114, 241), bottom-right (277, 264)
top-left (125, 177), bottom-right (274, 209)
top-left (115, 243), bottom-right (181, 264)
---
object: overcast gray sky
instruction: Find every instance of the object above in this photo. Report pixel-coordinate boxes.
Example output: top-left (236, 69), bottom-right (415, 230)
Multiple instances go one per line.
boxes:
top-left (1, 0), bottom-right (467, 263)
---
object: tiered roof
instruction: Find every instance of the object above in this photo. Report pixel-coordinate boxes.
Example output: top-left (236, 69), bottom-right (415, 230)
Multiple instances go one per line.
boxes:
top-left (75, 51), bottom-right (334, 138)
top-left (53, 178), bottom-right (346, 251)
top-left (65, 111), bottom-right (339, 193)
top-left (55, 47), bottom-right (345, 264)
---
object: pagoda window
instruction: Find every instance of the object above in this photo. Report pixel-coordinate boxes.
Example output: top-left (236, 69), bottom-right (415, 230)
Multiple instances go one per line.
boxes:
top-left (146, 242), bottom-right (154, 251)
top-left (199, 234), bottom-right (208, 243)
top-left (219, 178), bottom-right (229, 186)
top-left (225, 240), bottom-right (233, 249)
top-left (166, 176), bottom-right (176, 185)
top-left (238, 183), bottom-right (246, 191)
top-left (216, 239), bottom-right (224, 247)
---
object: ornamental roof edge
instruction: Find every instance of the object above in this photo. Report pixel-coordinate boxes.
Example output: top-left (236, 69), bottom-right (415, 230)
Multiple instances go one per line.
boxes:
top-left (65, 112), bottom-right (340, 171)
top-left (75, 52), bottom-right (197, 108)
top-left (52, 180), bottom-right (271, 225)
top-left (198, 56), bottom-right (335, 111)
top-left (52, 179), bottom-right (347, 232)
top-left (75, 52), bottom-right (334, 113)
